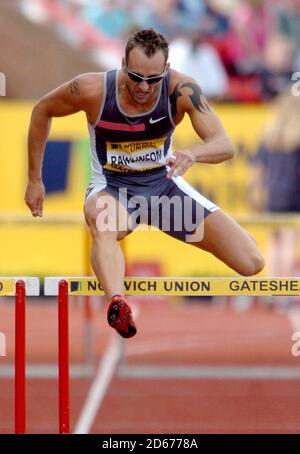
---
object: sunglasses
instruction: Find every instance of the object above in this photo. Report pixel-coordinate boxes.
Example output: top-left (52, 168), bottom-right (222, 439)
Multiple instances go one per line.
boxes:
top-left (125, 65), bottom-right (166, 85)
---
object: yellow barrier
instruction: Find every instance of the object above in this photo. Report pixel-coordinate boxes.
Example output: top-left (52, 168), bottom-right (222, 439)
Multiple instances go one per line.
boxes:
top-left (0, 213), bottom-right (299, 277)
top-left (0, 279), bottom-right (15, 295)
top-left (0, 101), bottom-right (295, 276)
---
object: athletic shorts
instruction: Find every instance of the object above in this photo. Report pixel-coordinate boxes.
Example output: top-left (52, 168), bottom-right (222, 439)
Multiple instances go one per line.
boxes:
top-left (86, 167), bottom-right (219, 242)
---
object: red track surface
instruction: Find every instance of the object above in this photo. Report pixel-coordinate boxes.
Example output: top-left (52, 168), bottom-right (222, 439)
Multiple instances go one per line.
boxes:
top-left (1, 296), bottom-right (300, 434)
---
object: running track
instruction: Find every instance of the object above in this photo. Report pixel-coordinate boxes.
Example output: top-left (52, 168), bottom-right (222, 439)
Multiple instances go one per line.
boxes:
top-left (1, 296), bottom-right (300, 434)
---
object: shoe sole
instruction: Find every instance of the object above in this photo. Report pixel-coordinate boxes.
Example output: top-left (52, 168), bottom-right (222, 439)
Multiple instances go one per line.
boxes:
top-left (107, 299), bottom-right (137, 338)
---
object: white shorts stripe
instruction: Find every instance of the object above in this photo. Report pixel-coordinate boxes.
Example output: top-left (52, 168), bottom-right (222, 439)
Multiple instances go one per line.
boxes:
top-left (172, 175), bottom-right (218, 213)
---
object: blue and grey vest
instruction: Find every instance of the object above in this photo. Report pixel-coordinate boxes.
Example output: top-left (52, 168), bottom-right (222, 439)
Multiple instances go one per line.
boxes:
top-left (88, 69), bottom-right (175, 176)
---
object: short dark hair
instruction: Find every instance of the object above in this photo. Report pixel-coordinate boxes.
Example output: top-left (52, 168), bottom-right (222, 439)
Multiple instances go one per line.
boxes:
top-left (125, 28), bottom-right (169, 63)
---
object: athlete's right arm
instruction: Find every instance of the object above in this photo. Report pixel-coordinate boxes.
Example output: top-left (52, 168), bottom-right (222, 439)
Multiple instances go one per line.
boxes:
top-left (25, 73), bottom-right (103, 216)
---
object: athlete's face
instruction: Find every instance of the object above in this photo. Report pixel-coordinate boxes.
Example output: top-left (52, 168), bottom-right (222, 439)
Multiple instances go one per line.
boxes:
top-left (122, 47), bottom-right (169, 105)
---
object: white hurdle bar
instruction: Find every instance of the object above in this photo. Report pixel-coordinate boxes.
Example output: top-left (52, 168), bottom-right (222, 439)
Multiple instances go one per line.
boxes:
top-left (0, 277), bottom-right (40, 297)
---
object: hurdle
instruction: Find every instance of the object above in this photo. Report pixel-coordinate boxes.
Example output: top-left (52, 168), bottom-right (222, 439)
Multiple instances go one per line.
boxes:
top-left (11, 277), bottom-right (86, 435)
top-left (0, 277), bottom-right (40, 435)
top-left (43, 275), bottom-right (300, 433)
top-left (45, 276), bottom-right (300, 298)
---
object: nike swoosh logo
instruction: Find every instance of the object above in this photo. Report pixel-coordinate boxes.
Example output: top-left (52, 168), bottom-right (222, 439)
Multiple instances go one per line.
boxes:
top-left (149, 116), bottom-right (167, 124)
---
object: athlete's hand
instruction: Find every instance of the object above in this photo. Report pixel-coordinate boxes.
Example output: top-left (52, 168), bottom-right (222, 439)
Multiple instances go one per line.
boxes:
top-left (25, 180), bottom-right (45, 217)
top-left (166, 150), bottom-right (195, 179)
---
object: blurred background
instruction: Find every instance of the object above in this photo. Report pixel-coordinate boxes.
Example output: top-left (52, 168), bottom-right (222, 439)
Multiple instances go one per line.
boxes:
top-left (1, 0), bottom-right (300, 434)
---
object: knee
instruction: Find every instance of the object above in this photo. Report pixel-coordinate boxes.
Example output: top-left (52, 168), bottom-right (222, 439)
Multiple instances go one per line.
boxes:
top-left (85, 207), bottom-right (112, 238)
top-left (85, 208), bottom-right (128, 242)
top-left (238, 251), bottom-right (265, 276)
top-left (85, 194), bottom-right (114, 228)
top-left (85, 208), bottom-right (100, 234)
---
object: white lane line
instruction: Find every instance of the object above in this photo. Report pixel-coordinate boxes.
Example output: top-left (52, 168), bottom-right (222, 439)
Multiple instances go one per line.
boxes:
top-left (73, 335), bottom-right (122, 434)
top-left (73, 304), bottom-right (139, 434)
top-left (119, 365), bottom-right (300, 380)
top-left (0, 364), bottom-right (93, 378)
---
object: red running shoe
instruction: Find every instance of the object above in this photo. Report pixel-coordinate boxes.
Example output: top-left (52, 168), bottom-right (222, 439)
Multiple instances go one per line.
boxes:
top-left (107, 295), bottom-right (137, 338)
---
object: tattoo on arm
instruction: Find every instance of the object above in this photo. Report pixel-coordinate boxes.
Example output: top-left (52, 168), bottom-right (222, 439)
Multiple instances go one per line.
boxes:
top-left (182, 83), bottom-right (211, 114)
top-left (170, 82), bottom-right (211, 118)
top-left (69, 79), bottom-right (80, 96)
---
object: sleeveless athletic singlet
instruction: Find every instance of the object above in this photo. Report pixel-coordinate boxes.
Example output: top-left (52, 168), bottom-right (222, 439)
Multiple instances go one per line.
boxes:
top-left (88, 69), bottom-right (175, 177)
top-left (86, 69), bottom-right (218, 241)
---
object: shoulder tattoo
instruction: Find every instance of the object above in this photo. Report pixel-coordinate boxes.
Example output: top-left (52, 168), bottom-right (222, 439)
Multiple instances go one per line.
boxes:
top-left (170, 82), bottom-right (211, 117)
top-left (69, 79), bottom-right (80, 96)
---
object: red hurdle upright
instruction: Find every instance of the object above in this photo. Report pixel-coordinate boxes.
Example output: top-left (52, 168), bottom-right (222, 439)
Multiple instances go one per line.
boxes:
top-left (15, 280), bottom-right (26, 434)
top-left (58, 280), bottom-right (70, 434)
top-left (14, 278), bottom-right (70, 434)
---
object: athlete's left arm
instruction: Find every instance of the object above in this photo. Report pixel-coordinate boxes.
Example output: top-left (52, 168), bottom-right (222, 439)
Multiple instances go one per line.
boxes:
top-left (167, 78), bottom-right (234, 178)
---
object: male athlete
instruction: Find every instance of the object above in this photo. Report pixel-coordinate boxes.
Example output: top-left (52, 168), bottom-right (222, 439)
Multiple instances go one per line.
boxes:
top-left (25, 28), bottom-right (265, 338)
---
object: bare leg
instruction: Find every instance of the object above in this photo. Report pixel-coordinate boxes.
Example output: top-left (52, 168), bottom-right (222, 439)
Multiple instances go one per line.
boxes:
top-left (190, 210), bottom-right (265, 276)
top-left (84, 192), bottom-right (130, 300)
top-left (90, 233), bottom-right (125, 299)
top-left (85, 191), bottom-right (137, 338)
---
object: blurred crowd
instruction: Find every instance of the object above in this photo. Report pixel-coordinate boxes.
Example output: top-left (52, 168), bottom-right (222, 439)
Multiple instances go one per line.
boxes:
top-left (248, 90), bottom-right (300, 281)
top-left (19, 0), bottom-right (300, 101)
